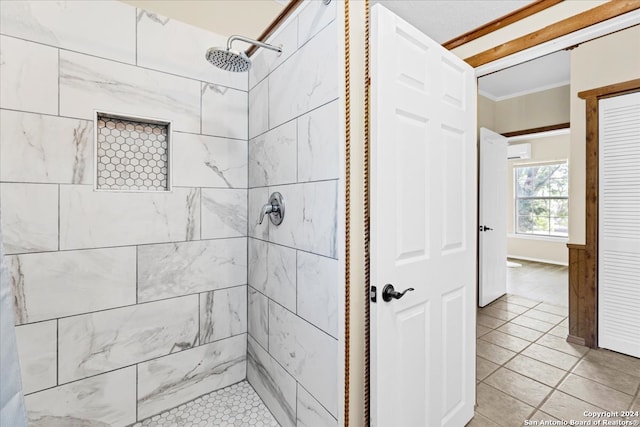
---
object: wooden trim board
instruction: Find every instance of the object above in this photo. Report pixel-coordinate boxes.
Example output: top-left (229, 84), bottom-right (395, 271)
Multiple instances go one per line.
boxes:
top-left (465, 1), bottom-right (640, 67)
top-left (578, 78), bottom-right (640, 100)
top-left (443, 0), bottom-right (562, 50)
top-left (246, 0), bottom-right (303, 57)
top-left (501, 122), bottom-right (569, 138)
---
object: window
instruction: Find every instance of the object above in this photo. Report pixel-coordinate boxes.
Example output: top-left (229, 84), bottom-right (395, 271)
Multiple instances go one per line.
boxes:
top-left (515, 162), bottom-right (568, 237)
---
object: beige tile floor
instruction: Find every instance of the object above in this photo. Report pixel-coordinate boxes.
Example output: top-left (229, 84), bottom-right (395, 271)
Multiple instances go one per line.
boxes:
top-left (468, 294), bottom-right (640, 427)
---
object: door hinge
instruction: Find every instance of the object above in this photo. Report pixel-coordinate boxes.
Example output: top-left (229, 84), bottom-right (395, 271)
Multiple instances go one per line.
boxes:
top-left (370, 285), bottom-right (377, 303)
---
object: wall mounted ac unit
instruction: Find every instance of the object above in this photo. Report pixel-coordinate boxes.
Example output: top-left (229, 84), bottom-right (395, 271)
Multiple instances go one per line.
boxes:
top-left (507, 143), bottom-right (531, 160)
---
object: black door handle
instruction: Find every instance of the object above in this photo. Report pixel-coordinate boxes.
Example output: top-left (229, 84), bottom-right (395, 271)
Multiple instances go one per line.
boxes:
top-left (479, 225), bottom-right (493, 232)
top-left (382, 284), bottom-right (415, 302)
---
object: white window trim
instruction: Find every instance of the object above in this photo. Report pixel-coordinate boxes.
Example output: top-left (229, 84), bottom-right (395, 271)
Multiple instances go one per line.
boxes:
top-left (508, 233), bottom-right (569, 243)
top-left (514, 161), bottom-right (569, 238)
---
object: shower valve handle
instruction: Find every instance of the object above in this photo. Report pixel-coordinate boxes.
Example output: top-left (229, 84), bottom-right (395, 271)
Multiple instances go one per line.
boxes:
top-left (259, 204), bottom-right (276, 224)
top-left (258, 192), bottom-right (285, 226)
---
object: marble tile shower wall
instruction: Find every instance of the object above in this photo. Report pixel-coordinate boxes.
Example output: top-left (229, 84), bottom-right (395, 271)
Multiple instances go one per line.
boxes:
top-left (0, 1), bottom-right (249, 425)
top-left (246, 2), bottom-right (341, 427)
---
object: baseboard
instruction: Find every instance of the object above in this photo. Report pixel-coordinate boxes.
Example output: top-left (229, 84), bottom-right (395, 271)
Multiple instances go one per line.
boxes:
top-left (507, 255), bottom-right (569, 267)
top-left (567, 334), bottom-right (586, 346)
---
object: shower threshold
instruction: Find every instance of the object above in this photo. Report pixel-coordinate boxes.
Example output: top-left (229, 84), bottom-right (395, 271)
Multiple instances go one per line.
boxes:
top-left (131, 380), bottom-right (280, 427)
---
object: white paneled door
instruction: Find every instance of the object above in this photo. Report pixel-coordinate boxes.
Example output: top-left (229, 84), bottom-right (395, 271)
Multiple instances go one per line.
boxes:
top-left (479, 128), bottom-right (508, 307)
top-left (370, 5), bottom-right (477, 427)
top-left (598, 92), bottom-right (640, 358)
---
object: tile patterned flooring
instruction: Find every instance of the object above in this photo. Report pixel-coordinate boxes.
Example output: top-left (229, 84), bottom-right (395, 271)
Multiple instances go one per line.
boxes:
top-left (470, 294), bottom-right (640, 427)
top-left (131, 381), bottom-right (279, 427)
top-left (506, 259), bottom-right (568, 307)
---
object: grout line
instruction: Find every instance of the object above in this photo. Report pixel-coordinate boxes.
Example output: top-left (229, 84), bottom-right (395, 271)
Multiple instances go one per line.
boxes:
top-left (198, 292), bottom-right (202, 346)
top-left (57, 184), bottom-right (61, 251)
top-left (134, 8), bottom-right (138, 66)
top-left (17, 283), bottom-right (248, 327)
top-left (26, 332), bottom-right (250, 397)
top-left (56, 319), bottom-right (59, 386)
top-left (57, 48), bottom-right (61, 116)
top-left (248, 97), bottom-right (339, 142)
top-left (135, 246), bottom-right (138, 304)
top-left (200, 82), bottom-right (203, 135)
top-left (6, 235), bottom-right (247, 257)
top-left (135, 364), bottom-right (139, 422)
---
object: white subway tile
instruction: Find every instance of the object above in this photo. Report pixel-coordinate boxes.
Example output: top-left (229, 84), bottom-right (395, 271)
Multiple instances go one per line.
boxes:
top-left (0, 0), bottom-right (136, 63)
top-left (25, 367), bottom-right (136, 427)
top-left (0, 110), bottom-right (93, 185)
top-left (201, 189), bottom-right (248, 239)
top-left (249, 120), bottom-right (297, 187)
top-left (201, 83), bottom-right (248, 140)
top-left (138, 335), bottom-right (246, 419)
top-left (247, 336), bottom-right (296, 427)
top-left (58, 295), bottom-right (199, 383)
top-left (15, 320), bottom-right (57, 394)
top-left (7, 247), bottom-right (136, 325)
top-left (268, 22), bottom-right (338, 128)
top-left (137, 238), bottom-right (247, 302)
top-left (0, 183), bottom-right (58, 255)
top-left (297, 252), bottom-right (339, 338)
top-left (248, 239), bottom-right (296, 312)
top-left (297, 100), bottom-right (340, 182)
top-left (172, 132), bottom-right (247, 188)
top-left (269, 301), bottom-right (338, 417)
top-left (59, 185), bottom-right (200, 250)
top-left (0, 35), bottom-right (58, 115)
top-left (59, 50), bottom-right (200, 133)
top-left (268, 181), bottom-right (338, 258)
top-left (200, 286), bottom-right (247, 344)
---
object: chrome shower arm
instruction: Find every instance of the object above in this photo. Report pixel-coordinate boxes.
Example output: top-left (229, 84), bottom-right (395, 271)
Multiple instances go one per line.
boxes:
top-left (227, 35), bottom-right (282, 53)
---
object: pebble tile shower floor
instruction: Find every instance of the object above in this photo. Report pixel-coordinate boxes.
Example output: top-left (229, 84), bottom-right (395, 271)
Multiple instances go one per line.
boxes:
top-left (131, 381), bottom-right (279, 427)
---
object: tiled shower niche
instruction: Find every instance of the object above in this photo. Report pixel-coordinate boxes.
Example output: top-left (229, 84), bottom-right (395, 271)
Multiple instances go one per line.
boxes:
top-left (95, 112), bottom-right (171, 191)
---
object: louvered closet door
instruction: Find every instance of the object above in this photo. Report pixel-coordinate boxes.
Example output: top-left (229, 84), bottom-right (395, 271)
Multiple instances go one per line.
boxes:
top-left (598, 91), bottom-right (640, 358)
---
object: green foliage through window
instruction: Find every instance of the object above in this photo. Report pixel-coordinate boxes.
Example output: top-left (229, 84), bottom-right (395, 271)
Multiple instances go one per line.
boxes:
top-left (515, 162), bottom-right (568, 237)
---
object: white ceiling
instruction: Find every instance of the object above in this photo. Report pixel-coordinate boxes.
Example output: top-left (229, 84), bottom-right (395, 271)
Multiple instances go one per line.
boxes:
top-left (372, 0), bottom-right (534, 44)
top-left (478, 50), bottom-right (570, 101)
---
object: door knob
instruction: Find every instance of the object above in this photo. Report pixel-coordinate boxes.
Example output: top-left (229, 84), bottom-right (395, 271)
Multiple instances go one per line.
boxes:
top-left (479, 225), bottom-right (493, 232)
top-left (382, 284), bottom-right (415, 302)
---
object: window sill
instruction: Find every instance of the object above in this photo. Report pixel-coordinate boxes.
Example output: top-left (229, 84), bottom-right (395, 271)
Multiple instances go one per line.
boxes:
top-left (508, 233), bottom-right (568, 243)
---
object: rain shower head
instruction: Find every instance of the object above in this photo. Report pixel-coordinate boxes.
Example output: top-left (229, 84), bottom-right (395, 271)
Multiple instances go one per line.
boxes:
top-left (206, 47), bottom-right (251, 72)
top-left (206, 35), bottom-right (282, 73)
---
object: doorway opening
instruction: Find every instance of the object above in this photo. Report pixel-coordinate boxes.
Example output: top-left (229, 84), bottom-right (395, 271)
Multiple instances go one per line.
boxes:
top-left (477, 49), bottom-right (571, 308)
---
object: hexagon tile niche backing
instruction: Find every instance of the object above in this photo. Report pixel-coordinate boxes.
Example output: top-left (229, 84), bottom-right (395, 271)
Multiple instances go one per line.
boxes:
top-left (96, 113), bottom-right (170, 191)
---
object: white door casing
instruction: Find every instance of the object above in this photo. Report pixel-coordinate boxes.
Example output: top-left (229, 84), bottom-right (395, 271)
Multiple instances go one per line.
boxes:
top-left (370, 5), bottom-right (477, 427)
top-left (479, 128), bottom-right (508, 307)
top-left (598, 92), bottom-right (640, 358)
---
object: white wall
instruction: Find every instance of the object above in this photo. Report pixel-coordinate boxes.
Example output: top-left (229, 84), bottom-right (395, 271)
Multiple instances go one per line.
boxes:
top-left (119, 0), bottom-right (285, 39)
top-left (494, 85), bottom-right (570, 134)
